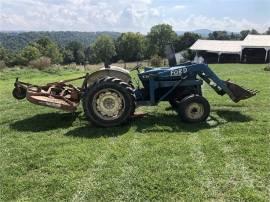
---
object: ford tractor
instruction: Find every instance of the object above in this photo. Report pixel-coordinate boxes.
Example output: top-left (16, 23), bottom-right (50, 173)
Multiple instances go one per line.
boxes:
top-left (13, 47), bottom-right (257, 127)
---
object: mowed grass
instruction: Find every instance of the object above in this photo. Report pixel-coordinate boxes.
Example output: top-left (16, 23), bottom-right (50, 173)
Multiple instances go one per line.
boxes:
top-left (0, 64), bottom-right (269, 201)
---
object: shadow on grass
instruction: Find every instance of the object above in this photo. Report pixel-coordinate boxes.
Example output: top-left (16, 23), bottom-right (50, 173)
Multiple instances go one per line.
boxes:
top-left (64, 124), bottom-right (130, 138)
top-left (10, 109), bottom-right (253, 137)
top-left (10, 112), bottom-right (81, 132)
top-left (134, 112), bottom-right (211, 132)
top-left (211, 103), bottom-right (247, 108)
top-left (215, 109), bottom-right (253, 122)
top-left (65, 109), bottom-right (253, 137)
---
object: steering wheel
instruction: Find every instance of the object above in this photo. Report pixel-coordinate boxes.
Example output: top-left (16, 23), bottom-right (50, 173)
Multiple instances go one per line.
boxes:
top-left (130, 64), bottom-right (143, 72)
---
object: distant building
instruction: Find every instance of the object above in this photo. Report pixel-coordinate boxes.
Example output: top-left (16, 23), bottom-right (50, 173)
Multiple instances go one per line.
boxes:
top-left (189, 35), bottom-right (270, 63)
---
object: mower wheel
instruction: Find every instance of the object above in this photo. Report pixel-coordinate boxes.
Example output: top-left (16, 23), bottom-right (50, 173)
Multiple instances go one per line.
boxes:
top-left (177, 94), bottom-right (210, 123)
top-left (83, 77), bottom-right (135, 127)
top-left (12, 87), bottom-right (26, 100)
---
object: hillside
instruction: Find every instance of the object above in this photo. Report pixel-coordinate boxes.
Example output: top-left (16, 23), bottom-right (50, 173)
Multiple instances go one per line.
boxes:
top-left (0, 31), bottom-right (121, 52)
top-left (176, 29), bottom-right (212, 37)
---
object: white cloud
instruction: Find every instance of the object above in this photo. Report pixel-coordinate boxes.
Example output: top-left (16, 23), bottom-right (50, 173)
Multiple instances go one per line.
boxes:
top-left (167, 15), bottom-right (269, 33)
top-left (0, 0), bottom-right (268, 33)
top-left (0, 14), bottom-right (30, 30)
top-left (173, 5), bottom-right (186, 10)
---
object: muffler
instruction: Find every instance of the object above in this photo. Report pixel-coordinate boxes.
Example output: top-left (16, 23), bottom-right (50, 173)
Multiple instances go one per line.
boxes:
top-left (224, 80), bottom-right (258, 103)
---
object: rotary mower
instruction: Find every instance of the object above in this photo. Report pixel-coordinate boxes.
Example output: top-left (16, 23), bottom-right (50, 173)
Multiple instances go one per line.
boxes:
top-left (13, 49), bottom-right (257, 127)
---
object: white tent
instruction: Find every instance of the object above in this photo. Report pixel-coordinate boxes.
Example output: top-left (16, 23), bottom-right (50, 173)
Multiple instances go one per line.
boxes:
top-left (189, 35), bottom-right (270, 63)
top-left (242, 35), bottom-right (270, 62)
top-left (190, 40), bottom-right (242, 54)
top-left (242, 35), bottom-right (270, 48)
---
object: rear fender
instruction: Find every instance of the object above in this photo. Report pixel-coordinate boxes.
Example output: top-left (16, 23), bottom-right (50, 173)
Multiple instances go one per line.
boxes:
top-left (86, 66), bottom-right (132, 87)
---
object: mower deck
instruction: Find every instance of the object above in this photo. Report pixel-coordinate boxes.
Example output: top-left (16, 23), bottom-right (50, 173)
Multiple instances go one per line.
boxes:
top-left (13, 75), bottom-right (87, 112)
top-left (27, 91), bottom-right (79, 112)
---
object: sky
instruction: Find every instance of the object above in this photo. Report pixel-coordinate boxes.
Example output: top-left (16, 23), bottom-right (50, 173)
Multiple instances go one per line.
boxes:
top-left (0, 0), bottom-right (269, 33)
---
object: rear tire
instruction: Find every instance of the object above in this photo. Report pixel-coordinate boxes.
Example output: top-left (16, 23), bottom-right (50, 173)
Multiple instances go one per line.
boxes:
top-left (177, 94), bottom-right (210, 123)
top-left (83, 77), bottom-right (135, 127)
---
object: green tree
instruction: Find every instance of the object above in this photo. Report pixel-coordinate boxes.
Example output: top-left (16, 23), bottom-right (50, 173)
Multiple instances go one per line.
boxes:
top-left (0, 46), bottom-right (16, 66)
top-left (75, 49), bottom-right (85, 64)
top-left (116, 32), bottom-right (146, 63)
top-left (144, 38), bottom-right (159, 59)
top-left (35, 37), bottom-right (63, 64)
top-left (250, 29), bottom-right (259, 34)
top-left (240, 29), bottom-right (260, 40)
top-left (92, 35), bottom-right (116, 66)
top-left (65, 41), bottom-right (85, 64)
top-left (174, 32), bottom-right (200, 52)
top-left (84, 46), bottom-right (92, 63)
top-left (18, 45), bottom-right (41, 65)
top-left (240, 30), bottom-right (250, 40)
top-left (208, 31), bottom-right (230, 40)
top-left (0, 46), bottom-right (8, 68)
top-left (230, 32), bottom-right (241, 40)
top-left (63, 49), bottom-right (75, 64)
top-left (84, 46), bottom-right (100, 64)
top-left (66, 41), bottom-right (83, 52)
top-left (147, 24), bottom-right (177, 57)
top-left (0, 46), bottom-right (9, 62)
top-left (265, 27), bottom-right (270, 35)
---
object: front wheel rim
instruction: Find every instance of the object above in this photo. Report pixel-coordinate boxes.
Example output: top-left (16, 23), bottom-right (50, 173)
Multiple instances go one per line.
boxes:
top-left (185, 102), bottom-right (204, 120)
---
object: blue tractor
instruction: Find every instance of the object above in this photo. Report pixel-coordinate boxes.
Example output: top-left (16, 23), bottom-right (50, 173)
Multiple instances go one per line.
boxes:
top-left (81, 62), bottom-right (256, 127)
top-left (13, 47), bottom-right (257, 127)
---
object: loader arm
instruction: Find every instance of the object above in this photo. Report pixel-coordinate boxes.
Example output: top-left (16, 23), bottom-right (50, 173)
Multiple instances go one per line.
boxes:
top-left (187, 64), bottom-right (257, 103)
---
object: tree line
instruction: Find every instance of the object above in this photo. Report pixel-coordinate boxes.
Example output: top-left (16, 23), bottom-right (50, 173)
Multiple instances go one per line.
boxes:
top-left (1, 24), bottom-right (270, 68)
top-left (0, 31), bottom-right (121, 52)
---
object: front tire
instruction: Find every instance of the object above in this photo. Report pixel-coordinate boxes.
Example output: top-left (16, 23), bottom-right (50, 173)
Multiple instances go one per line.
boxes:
top-left (177, 95), bottom-right (210, 123)
top-left (83, 77), bottom-right (135, 127)
top-left (169, 87), bottom-right (199, 108)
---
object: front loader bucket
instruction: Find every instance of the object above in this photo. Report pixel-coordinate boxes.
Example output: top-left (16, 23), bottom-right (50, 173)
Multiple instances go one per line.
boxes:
top-left (224, 80), bottom-right (258, 103)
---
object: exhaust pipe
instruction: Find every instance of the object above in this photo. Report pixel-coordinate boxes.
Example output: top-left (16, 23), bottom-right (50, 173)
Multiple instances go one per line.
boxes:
top-left (224, 80), bottom-right (258, 103)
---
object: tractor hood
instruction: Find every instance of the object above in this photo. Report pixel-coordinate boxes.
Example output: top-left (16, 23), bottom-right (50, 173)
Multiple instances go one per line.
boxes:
top-left (139, 65), bottom-right (195, 81)
top-left (140, 62), bottom-right (257, 102)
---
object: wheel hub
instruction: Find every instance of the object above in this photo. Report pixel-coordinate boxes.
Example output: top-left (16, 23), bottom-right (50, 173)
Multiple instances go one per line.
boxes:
top-left (186, 103), bottom-right (204, 120)
top-left (95, 91), bottom-right (123, 118)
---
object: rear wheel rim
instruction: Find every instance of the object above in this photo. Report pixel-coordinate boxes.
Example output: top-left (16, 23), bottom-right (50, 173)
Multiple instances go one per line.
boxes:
top-left (92, 88), bottom-right (125, 121)
top-left (185, 102), bottom-right (204, 120)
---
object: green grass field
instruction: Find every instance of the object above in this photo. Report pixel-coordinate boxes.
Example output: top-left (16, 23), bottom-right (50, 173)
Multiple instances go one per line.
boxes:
top-left (0, 64), bottom-right (269, 201)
